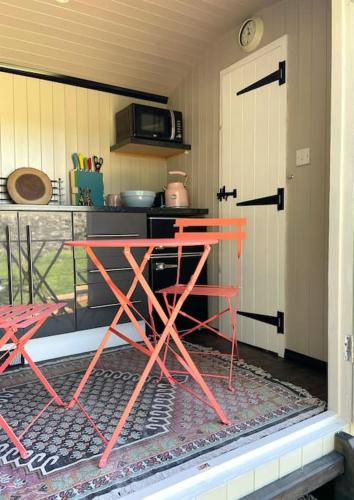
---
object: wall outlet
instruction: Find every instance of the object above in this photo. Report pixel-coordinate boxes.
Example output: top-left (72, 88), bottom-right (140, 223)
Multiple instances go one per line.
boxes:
top-left (296, 147), bottom-right (310, 166)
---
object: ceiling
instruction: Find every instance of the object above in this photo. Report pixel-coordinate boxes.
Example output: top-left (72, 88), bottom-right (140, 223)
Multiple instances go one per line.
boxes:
top-left (0, 0), bottom-right (275, 96)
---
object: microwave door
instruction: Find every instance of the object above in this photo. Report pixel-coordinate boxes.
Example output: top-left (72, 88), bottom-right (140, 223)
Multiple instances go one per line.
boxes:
top-left (135, 107), bottom-right (171, 141)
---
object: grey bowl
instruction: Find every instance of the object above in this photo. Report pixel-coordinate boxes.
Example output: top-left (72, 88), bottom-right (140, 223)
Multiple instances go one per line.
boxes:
top-left (120, 190), bottom-right (156, 208)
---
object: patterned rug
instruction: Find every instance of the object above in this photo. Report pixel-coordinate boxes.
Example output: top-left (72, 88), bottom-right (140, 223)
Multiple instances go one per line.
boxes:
top-left (0, 343), bottom-right (325, 499)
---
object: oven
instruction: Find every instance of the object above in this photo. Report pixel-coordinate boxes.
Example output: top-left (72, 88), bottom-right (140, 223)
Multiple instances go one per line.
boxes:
top-left (148, 217), bottom-right (207, 332)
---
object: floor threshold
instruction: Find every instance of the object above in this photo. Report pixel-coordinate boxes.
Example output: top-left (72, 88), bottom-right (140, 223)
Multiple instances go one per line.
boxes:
top-left (123, 411), bottom-right (346, 500)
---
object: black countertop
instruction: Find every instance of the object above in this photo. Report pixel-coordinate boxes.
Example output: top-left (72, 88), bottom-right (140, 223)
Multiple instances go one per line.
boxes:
top-left (0, 204), bottom-right (208, 215)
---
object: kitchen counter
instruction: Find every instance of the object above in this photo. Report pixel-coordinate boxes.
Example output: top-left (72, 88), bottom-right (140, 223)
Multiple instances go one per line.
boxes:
top-left (0, 204), bottom-right (208, 215)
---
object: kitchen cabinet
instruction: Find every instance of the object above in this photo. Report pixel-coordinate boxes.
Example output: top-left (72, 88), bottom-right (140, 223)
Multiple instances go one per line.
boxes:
top-left (0, 211), bottom-right (75, 338)
top-left (0, 208), bottom-right (207, 346)
top-left (73, 211), bottom-right (147, 331)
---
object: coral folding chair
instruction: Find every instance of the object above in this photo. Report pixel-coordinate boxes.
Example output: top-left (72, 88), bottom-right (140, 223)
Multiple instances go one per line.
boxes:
top-left (156, 218), bottom-right (246, 392)
top-left (0, 303), bottom-right (66, 458)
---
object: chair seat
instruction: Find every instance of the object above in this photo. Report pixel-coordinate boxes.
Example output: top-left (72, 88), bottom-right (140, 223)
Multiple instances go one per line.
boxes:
top-left (157, 284), bottom-right (240, 298)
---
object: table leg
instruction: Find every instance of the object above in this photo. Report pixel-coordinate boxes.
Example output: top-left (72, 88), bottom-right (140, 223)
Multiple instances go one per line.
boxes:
top-left (99, 245), bottom-right (229, 467)
top-left (98, 322), bottom-right (175, 468)
top-left (67, 247), bottom-right (176, 409)
top-left (125, 247), bottom-right (230, 426)
top-left (86, 247), bottom-right (176, 382)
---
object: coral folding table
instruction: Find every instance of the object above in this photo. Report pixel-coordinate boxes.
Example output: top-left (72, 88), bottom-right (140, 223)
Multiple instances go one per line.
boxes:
top-left (0, 302), bottom-right (66, 458)
top-left (64, 237), bottom-right (230, 468)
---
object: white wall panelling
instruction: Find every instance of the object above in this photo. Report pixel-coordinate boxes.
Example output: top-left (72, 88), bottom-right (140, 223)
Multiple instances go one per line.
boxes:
top-left (0, 73), bottom-right (167, 202)
top-left (168, 0), bottom-right (331, 362)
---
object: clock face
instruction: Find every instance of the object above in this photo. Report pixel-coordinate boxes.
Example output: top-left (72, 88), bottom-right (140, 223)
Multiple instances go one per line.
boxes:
top-left (240, 20), bottom-right (256, 47)
top-left (238, 17), bottom-right (264, 52)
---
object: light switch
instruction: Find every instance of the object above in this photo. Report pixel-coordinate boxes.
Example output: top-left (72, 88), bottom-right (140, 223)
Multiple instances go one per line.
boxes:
top-left (296, 148), bottom-right (310, 166)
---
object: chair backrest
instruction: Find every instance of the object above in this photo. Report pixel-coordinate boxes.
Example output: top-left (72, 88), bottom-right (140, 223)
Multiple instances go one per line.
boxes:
top-left (174, 218), bottom-right (247, 257)
top-left (174, 217), bottom-right (247, 285)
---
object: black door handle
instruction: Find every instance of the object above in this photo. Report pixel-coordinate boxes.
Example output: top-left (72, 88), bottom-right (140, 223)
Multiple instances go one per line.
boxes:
top-left (217, 186), bottom-right (237, 202)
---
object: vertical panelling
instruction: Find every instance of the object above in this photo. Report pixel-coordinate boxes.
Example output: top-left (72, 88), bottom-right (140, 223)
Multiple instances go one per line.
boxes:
top-left (13, 75), bottom-right (28, 168)
top-left (52, 83), bottom-right (67, 201)
top-left (0, 73), bottom-right (15, 177)
top-left (27, 78), bottom-right (41, 168)
top-left (64, 85), bottom-right (78, 182)
top-left (77, 88), bottom-right (89, 155)
top-left (98, 91), bottom-right (111, 193)
top-left (168, 0), bottom-right (330, 361)
top-left (40, 80), bottom-right (54, 178)
top-left (87, 90), bottom-right (100, 153)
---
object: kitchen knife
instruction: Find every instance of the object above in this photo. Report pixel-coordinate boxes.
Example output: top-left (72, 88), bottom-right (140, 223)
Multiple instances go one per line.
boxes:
top-left (71, 153), bottom-right (79, 170)
top-left (78, 153), bottom-right (84, 170)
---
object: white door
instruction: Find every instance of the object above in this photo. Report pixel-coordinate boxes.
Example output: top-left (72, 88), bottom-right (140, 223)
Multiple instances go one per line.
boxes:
top-left (219, 36), bottom-right (287, 356)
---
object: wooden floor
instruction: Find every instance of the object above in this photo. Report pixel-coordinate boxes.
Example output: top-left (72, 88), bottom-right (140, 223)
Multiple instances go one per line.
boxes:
top-left (188, 332), bottom-right (327, 402)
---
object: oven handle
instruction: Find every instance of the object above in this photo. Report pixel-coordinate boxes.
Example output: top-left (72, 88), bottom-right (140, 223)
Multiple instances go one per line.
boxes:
top-left (6, 225), bottom-right (14, 305)
top-left (155, 262), bottom-right (178, 271)
top-left (169, 110), bottom-right (176, 141)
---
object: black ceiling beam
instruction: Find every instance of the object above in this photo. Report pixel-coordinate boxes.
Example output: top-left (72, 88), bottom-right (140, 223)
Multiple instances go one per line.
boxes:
top-left (0, 65), bottom-right (168, 104)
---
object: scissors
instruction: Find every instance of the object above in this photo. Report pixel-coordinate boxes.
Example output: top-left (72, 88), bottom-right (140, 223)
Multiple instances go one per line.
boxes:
top-left (93, 156), bottom-right (103, 173)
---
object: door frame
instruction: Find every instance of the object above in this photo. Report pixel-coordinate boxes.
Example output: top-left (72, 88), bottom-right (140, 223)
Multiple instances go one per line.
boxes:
top-left (328, 0), bottom-right (354, 422)
top-left (219, 35), bottom-right (287, 357)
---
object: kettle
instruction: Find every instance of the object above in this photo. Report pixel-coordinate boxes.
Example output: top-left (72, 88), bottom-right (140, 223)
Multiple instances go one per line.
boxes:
top-left (164, 171), bottom-right (189, 208)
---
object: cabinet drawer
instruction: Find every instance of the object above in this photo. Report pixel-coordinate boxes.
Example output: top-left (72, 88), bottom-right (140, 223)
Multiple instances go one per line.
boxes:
top-left (73, 212), bottom-right (146, 239)
top-left (74, 248), bottom-right (146, 279)
top-left (75, 259), bottom-right (133, 285)
top-left (76, 297), bottom-right (147, 330)
top-left (75, 271), bottom-right (146, 302)
top-left (73, 212), bottom-right (147, 262)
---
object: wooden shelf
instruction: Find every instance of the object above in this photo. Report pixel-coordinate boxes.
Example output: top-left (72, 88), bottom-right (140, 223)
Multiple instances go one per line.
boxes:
top-left (110, 137), bottom-right (191, 160)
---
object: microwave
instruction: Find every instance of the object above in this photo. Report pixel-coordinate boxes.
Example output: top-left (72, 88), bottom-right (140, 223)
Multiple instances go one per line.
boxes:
top-left (115, 103), bottom-right (184, 144)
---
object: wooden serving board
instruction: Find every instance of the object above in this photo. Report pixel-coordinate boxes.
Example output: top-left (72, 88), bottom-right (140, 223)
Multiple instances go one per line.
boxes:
top-left (7, 167), bottom-right (52, 204)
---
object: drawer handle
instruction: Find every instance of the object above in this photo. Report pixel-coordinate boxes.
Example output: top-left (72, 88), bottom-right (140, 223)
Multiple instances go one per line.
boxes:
top-left (88, 300), bottom-right (142, 309)
top-left (86, 234), bottom-right (140, 238)
top-left (88, 267), bottom-right (132, 273)
top-left (155, 262), bottom-right (178, 271)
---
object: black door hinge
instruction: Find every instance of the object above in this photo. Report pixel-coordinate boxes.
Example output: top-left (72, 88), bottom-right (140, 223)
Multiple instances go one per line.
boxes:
top-left (237, 61), bottom-right (286, 96)
top-left (237, 188), bottom-right (284, 211)
top-left (237, 310), bottom-right (284, 334)
top-left (217, 186), bottom-right (237, 202)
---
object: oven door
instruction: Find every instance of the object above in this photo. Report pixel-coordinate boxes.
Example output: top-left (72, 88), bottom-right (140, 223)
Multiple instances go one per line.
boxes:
top-left (149, 253), bottom-right (208, 333)
top-left (133, 104), bottom-right (174, 141)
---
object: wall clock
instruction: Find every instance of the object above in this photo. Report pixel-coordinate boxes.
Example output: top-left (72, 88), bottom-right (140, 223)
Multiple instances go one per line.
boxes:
top-left (238, 17), bottom-right (264, 52)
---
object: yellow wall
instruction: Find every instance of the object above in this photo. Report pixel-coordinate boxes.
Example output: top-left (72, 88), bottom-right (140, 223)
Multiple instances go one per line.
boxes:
top-left (0, 73), bottom-right (167, 203)
top-left (168, 0), bottom-right (331, 361)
